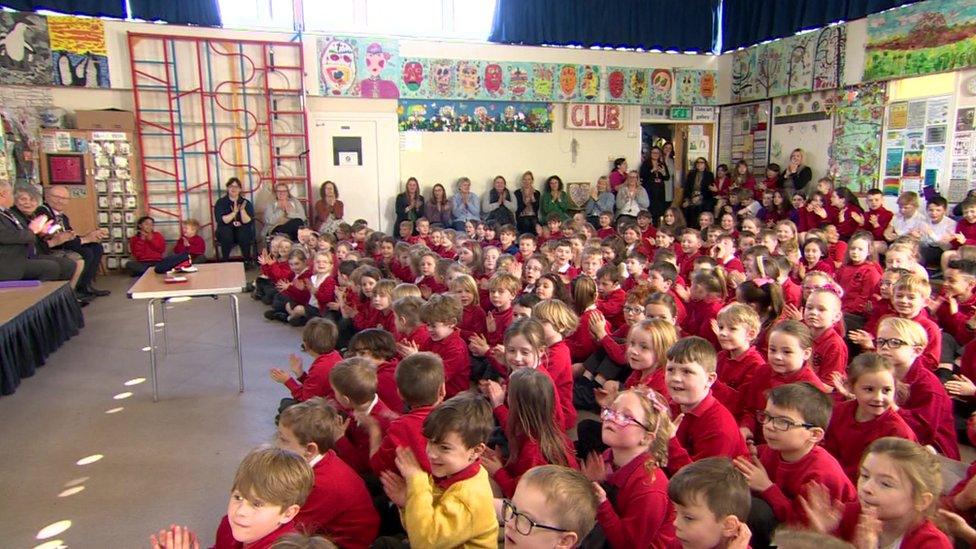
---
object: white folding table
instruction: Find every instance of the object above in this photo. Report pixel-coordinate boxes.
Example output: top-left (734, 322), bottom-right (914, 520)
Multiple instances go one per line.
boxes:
top-left (127, 263), bottom-right (246, 401)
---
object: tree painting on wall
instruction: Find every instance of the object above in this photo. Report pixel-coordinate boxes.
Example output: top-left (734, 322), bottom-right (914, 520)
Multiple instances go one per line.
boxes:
top-left (754, 46), bottom-right (783, 98)
top-left (813, 26), bottom-right (845, 91)
top-left (731, 49), bottom-right (756, 102)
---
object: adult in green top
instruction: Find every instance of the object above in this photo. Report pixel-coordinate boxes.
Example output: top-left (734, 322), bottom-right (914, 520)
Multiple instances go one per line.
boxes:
top-left (539, 175), bottom-right (570, 224)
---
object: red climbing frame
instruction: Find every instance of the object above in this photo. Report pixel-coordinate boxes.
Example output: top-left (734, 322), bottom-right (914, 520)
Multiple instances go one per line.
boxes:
top-left (127, 33), bottom-right (312, 247)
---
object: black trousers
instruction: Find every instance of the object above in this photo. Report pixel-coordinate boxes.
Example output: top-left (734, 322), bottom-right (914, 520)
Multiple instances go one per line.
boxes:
top-left (516, 215), bottom-right (538, 235)
top-left (216, 223), bottom-right (256, 260)
top-left (20, 255), bottom-right (76, 281)
top-left (61, 241), bottom-right (103, 289)
top-left (268, 218), bottom-right (305, 243)
top-left (125, 260), bottom-right (158, 277)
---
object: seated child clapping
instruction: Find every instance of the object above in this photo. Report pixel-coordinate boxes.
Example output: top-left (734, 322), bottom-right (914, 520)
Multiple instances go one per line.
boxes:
top-left (379, 392), bottom-right (499, 547)
top-left (393, 296), bottom-right (430, 349)
top-left (503, 465), bottom-right (600, 548)
top-left (328, 358), bottom-right (400, 476)
top-left (581, 388), bottom-right (678, 548)
top-left (254, 236), bottom-right (293, 304)
top-left (823, 353), bottom-right (917, 482)
top-left (265, 249), bottom-right (310, 322)
top-left (667, 458), bottom-right (752, 549)
top-left (270, 318), bottom-right (343, 407)
top-left (733, 383), bottom-right (855, 541)
top-left (285, 251), bottom-right (337, 327)
top-left (398, 294), bottom-right (468, 397)
top-left (348, 328), bottom-right (403, 412)
top-left (276, 398), bottom-right (380, 546)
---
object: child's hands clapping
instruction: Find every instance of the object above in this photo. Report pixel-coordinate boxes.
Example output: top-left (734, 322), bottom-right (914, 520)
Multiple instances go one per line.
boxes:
top-left (469, 334), bottom-right (490, 357)
top-left (589, 311), bottom-right (608, 340)
top-left (288, 353), bottom-right (304, 377)
top-left (380, 470), bottom-right (407, 508)
top-left (397, 340), bottom-right (420, 358)
top-left (581, 451), bottom-right (607, 483)
top-left (781, 303), bottom-right (802, 321)
top-left (798, 481), bottom-right (843, 535)
top-left (479, 379), bottom-right (506, 408)
top-left (150, 524), bottom-right (200, 549)
top-left (946, 374), bottom-right (976, 397)
top-left (275, 279), bottom-right (290, 292)
top-left (830, 372), bottom-right (854, 400)
top-left (594, 380), bottom-right (619, 408)
top-left (489, 344), bottom-right (505, 364)
top-left (481, 447), bottom-right (503, 475)
top-left (394, 446), bottom-right (424, 480)
top-left (732, 455), bottom-right (773, 492)
top-left (269, 367), bottom-right (290, 384)
top-left (847, 329), bottom-right (874, 349)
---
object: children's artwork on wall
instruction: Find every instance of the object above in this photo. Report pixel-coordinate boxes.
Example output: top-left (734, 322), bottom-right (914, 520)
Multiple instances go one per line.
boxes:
top-left (606, 68), bottom-right (627, 102)
top-left (483, 63), bottom-right (505, 98)
top-left (531, 64), bottom-right (555, 101)
top-left (829, 82), bottom-right (888, 192)
top-left (317, 36), bottom-right (401, 98)
top-left (400, 58), bottom-right (428, 99)
top-left (47, 16), bottom-right (110, 88)
top-left (429, 58), bottom-right (456, 98)
top-left (864, 0), bottom-right (976, 82)
top-left (504, 62), bottom-right (531, 100)
top-left (674, 69), bottom-right (717, 105)
top-left (628, 68), bottom-right (649, 103)
top-left (0, 12), bottom-right (52, 86)
top-left (731, 26), bottom-right (846, 103)
top-left (578, 65), bottom-right (601, 101)
top-left (455, 60), bottom-right (483, 100)
top-left (557, 64), bottom-right (579, 101)
top-left (648, 69), bottom-right (673, 104)
top-left (398, 100), bottom-right (553, 133)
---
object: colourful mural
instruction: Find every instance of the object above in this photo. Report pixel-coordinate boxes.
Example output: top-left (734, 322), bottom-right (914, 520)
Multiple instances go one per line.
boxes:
top-left (675, 69), bottom-right (718, 105)
top-left (864, 0), bottom-right (976, 81)
top-left (0, 12), bottom-right (52, 86)
top-left (48, 15), bottom-right (110, 88)
top-left (318, 36), bottom-right (401, 98)
top-left (829, 82), bottom-right (888, 192)
top-left (398, 100), bottom-right (553, 132)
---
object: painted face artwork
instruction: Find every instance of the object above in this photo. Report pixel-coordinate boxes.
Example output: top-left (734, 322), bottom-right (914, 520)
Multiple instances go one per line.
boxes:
top-left (581, 65), bottom-right (599, 99)
top-left (458, 61), bottom-right (480, 97)
top-left (630, 70), bottom-right (648, 98)
top-left (402, 60), bottom-right (424, 91)
top-left (700, 72), bottom-right (715, 98)
top-left (533, 65), bottom-right (553, 99)
top-left (431, 59), bottom-right (454, 95)
top-left (364, 43), bottom-right (389, 77)
top-left (484, 63), bottom-right (503, 95)
top-left (320, 39), bottom-right (356, 95)
top-left (651, 69), bottom-right (672, 94)
top-left (608, 70), bottom-right (625, 98)
top-left (509, 66), bottom-right (528, 97)
top-left (559, 65), bottom-right (577, 97)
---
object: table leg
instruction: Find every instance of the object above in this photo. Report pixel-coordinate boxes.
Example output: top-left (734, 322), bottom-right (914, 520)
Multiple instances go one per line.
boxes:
top-left (230, 294), bottom-right (244, 393)
top-left (159, 298), bottom-right (169, 355)
top-left (147, 298), bottom-right (159, 402)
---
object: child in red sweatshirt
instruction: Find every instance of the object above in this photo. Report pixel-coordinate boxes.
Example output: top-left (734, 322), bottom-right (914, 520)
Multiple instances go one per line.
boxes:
top-left (348, 328), bottom-right (404, 413)
top-left (682, 270), bottom-right (725, 349)
top-left (400, 294), bottom-right (469, 398)
top-left (126, 215), bottom-right (166, 276)
top-left (803, 289), bottom-right (848, 386)
top-left (823, 353), bottom-right (917, 482)
top-left (595, 265), bottom-right (627, 330)
top-left (836, 231), bottom-right (883, 319)
top-left (533, 299), bottom-right (579, 431)
top-left (277, 397), bottom-right (380, 547)
top-left (713, 303), bottom-right (767, 415)
top-left (269, 318), bottom-right (343, 404)
top-left (172, 218), bottom-right (207, 262)
top-left (366, 352), bottom-right (445, 475)
top-left (254, 237), bottom-right (295, 304)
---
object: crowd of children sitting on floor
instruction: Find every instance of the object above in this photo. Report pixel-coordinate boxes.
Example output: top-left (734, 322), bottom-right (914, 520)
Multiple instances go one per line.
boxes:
top-left (150, 180), bottom-right (976, 549)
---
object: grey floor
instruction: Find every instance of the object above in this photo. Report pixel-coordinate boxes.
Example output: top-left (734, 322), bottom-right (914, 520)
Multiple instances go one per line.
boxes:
top-left (0, 273), bottom-right (301, 548)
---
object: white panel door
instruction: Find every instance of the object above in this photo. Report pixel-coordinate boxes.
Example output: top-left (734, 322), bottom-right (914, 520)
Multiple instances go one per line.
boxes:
top-left (309, 112), bottom-right (399, 233)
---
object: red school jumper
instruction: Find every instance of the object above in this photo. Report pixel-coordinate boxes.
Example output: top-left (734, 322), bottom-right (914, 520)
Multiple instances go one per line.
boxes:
top-left (492, 430), bottom-right (578, 498)
top-left (935, 292), bottom-right (976, 347)
top-left (597, 287), bottom-right (627, 330)
top-left (336, 397), bottom-right (400, 474)
top-left (865, 206), bottom-right (894, 241)
top-left (898, 362), bottom-right (960, 459)
top-left (486, 306), bottom-right (515, 347)
top-left (715, 347), bottom-right (766, 415)
top-left (283, 351), bottom-right (343, 402)
top-left (823, 399), bottom-right (917, 482)
top-left (566, 307), bottom-right (610, 363)
top-left (737, 365), bottom-right (828, 437)
top-left (294, 450), bottom-right (380, 548)
top-left (260, 260), bottom-right (293, 283)
top-left (458, 303), bottom-right (488, 341)
top-left (544, 341), bottom-right (577, 431)
top-left (682, 296), bottom-right (724, 349)
top-left (130, 231), bottom-right (166, 262)
top-left (757, 444), bottom-right (856, 526)
top-left (809, 327), bottom-right (848, 386)
top-left (836, 262), bottom-right (883, 316)
top-left (213, 517), bottom-right (296, 549)
top-left (369, 404), bottom-right (435, 474)
top-left (375, 359), bottom-right (404, 413)
top-left (667, 394), bottom-right (749, 475)
top-left (419, 330), bottom-right (470, 398)
top-left (596, 450), bottom-right (677, 549)
top-left (835, 502), bottom-right (951, 548)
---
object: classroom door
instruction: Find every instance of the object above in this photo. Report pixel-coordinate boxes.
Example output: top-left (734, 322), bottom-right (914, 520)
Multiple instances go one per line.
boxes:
top-left (308, 113), bottom-right (399, 231)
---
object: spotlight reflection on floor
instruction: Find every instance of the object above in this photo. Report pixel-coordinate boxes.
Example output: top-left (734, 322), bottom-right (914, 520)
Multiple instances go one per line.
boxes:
top-left (76, 454), bottom-right (103, 466)
top-left (58, 486), bottom-right (85, 497)
top-left (124, 377), bottom-right (146, 386)
top-left (32, 540), bottom-right (66, 549)
top-left (36, 520), bottom-right (71, 539)
top-left (113, 392), bottom-right (132, 400)
top-left (63, 476), bottom-right (88, 487)
top-left (105, 407), bottom-right (124, 414)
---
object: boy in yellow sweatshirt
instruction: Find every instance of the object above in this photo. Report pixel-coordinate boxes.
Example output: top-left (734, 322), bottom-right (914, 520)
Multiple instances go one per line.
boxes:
top-left (380, 391), bottom-right (498, 548)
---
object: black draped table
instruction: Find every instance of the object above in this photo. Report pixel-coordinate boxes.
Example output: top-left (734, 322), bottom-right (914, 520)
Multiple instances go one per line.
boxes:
top-left (0, 281), bottom-right (84, 395)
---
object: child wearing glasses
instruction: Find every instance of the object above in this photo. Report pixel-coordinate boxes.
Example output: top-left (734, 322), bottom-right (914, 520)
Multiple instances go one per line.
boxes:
top-left (823, 353), bottom-right (917, 482)
top-left (737, 321), bottom-right (828, 446)
top-left (732, 383), bottom-right (856, 545)
top-left (502, 465), bottom-right (599, 548)
top-left (580, 388), bottom-right (678, 548)
top-left (875, 317), bottom-right (959, 459)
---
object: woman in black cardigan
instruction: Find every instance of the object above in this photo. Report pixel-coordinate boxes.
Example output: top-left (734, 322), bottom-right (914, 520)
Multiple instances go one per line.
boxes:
top-left (213, 177), bottom-right (256, 264)
top-left (639, 146), bottom-right (670, 223)
top-left (782, 148), bottom-right (813, 197)
top-left (514, 170), bottom-right (540, 235)
top-left (682, 157), bottom-right (715, 229)
top-left (394, 177), bottom-right (425, 234)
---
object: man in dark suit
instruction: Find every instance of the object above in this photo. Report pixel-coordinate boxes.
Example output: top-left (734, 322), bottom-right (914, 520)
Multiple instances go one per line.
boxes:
top-left (39, 185), bottom-right (110, 298)
top-left (0, 180), bottom-right (75, 282)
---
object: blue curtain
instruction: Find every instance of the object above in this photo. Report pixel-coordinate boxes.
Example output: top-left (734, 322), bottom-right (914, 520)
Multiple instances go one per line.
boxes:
top-left (1, 1), bottom-right (125, 18)
top-left (128, 0), bottom-right (221, 27)
top-left (721, 0), bottom-right (922, 52)
top-left (490, 0), bottom-right (721, 53)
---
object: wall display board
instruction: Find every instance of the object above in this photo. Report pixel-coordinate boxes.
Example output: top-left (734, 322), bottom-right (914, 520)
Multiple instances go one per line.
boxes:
top-left (717, 100), bottom-right (771, 175)
top-left (91, 132), bottom-right (138, 269)
top-left (398, 100), bottom-right (553, 132)
top-left (878, 95), bottom-right (954, 197)
top-left (829, 82), bottom-right (887, 192)
top-left (950, 106), bottom-right (976, 201)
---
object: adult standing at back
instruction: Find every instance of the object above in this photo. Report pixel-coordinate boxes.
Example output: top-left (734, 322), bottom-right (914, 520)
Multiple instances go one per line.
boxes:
top-left (609, 158), bottom-right (628, 192)
top-left (781, 148), bottom-right (813, 197)
top-left (313, 180), bottom-right (343, 235)
top-left (481, 175), bottom-right (516, 226)
top-left (540, 175), bottom-right (570, 224)
top-left (640, 146), bottom-right (670, 223)
top-left (662, 141), bottom-right (681, 208)
top-left (263, 182), bottom-right (306, 242)
top-left (682, 157), bottom-right (715, 228)
top-left (215, 177), bottom-right (256, 264)
top-left (514, 170), bottom-right (540, 235)
top-left (394, 177), bottom-right (425, 233)
top-left (451, 177), bottom-right (480, 231)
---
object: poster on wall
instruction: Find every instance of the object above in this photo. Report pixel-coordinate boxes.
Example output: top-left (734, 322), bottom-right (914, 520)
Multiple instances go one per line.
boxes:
top-left (888, 102), bottom-right (908, 130)
top-left (674, 69), bottom-right (717, 105)
top-left (829, 82), bottom-right (887, 192)
top-left (719, 100), bottom-right (771, 176)
top-left (902, 151), bottom-right (923, 177)
top-left (47, 16), bottom-right (110, 88)
top-left (0, 12), bottom-right (53, 86)
top-left (730, 25), bottom-right (846, 103)
top-left (885, 148), bottom-right (904, 176)
top-left (318, 36), bottom-right (401, 98)
top-left (958, 108), bottom-right (975, 132)
top-left (864, 0), bottom-right (976, 82)
top-left (880, 94), bottom-right (954, 196)
top-left (398, 100), bottom-right (553, 133)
